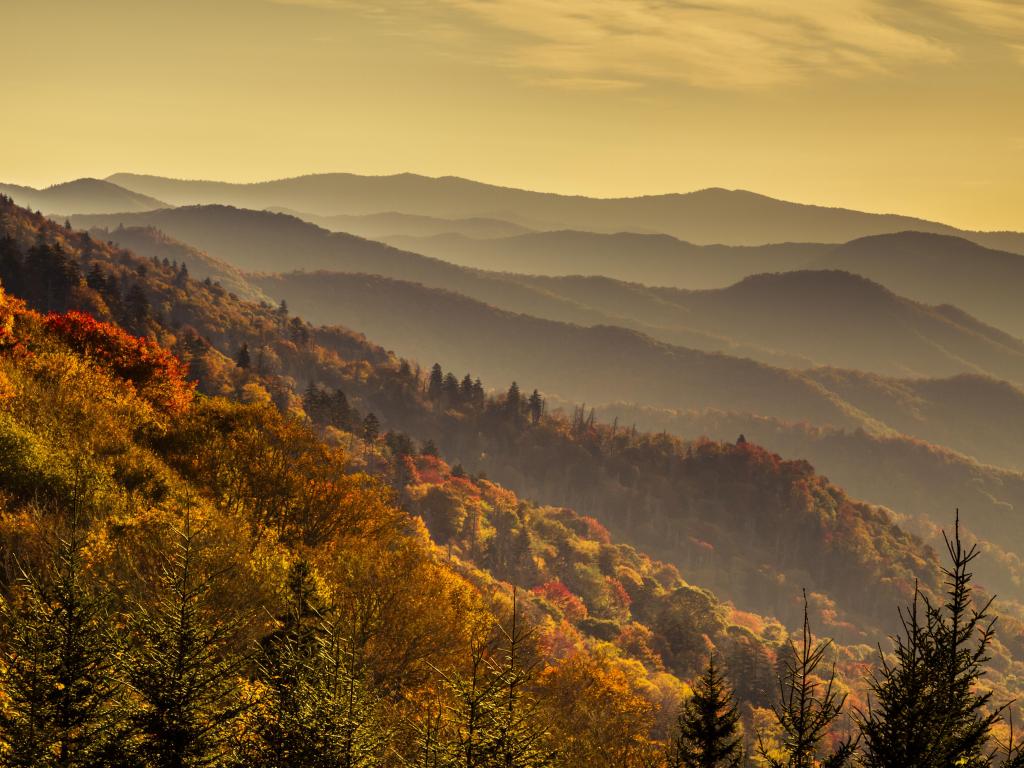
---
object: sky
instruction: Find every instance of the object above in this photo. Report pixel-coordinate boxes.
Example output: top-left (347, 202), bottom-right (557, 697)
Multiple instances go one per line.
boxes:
top-left (3, 0), bottom-right (1023, 231)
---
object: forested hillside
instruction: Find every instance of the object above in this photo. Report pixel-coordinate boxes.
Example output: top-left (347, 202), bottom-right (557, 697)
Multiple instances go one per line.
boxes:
top-left (8, 193), bottom-right (1024, 765)
top-left (74, 207), bottom-right (1024, 386)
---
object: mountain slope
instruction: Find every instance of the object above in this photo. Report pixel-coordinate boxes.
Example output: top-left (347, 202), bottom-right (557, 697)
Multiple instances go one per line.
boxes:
top-left (86, 224), bottom-right (270, 304)
top-left (105, 171), bottom-right (1024, 250)
top-left (250, 269), bottom-right (1024, 472)
top-left (383, 230), bottom-right (828, 288)
top-left (67, 208), bottom-right (1024, 385)
top-left (813, 231), bottom-right (1024, 337)
top-left (0, 177), bottom-right (167, 214)
top-left (270, 207), bottom-right (534, 239)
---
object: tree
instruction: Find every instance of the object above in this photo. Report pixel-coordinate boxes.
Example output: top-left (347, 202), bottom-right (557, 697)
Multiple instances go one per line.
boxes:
top-left (758, 593), bottom-right (855, 768)
top-left (362, 413), bottom-right (380, 443)
top-left (858, 514), bottom-right (1002, 768)
top-left (427, 596), bottom-right (555, 768)
top-left (125, 511), bottom-right (248, 768)
top-left (125, 283), bottom-right (150, 327)
top-left (0, 518), bottom-right (128, 768)
top-left (428, 364), bottom-right (444, 401)
top-left (233, 562), bottom-right (387, 768)
top-left (235, 343), bottom-right (250, 370)
top-left (527, 390), bottom-right (543, 426)
top-left (667, 654), bottom-right (742, 768)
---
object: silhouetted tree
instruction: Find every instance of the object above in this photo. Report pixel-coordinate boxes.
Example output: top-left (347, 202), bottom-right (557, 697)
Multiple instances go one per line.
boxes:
top-left (527, 390), bottom-right (543, 425)
top-left (858, 514), bottom-right (1002, 768)
top-left (235, 342), bottom-right (251, 370)
top-left (428, 364), bottom-right (444, 401)
top-left (668, 654), bottom-right (743, 768)
top-left (758, 593), bottom-right (855, 768)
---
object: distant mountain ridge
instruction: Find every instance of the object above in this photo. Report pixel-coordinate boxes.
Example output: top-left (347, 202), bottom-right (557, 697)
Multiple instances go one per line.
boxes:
top-left (105, 171), bottom-right (1024, 250)
top-left (67, 206), bottom-right (1024, 387)
top-left (250, 269), bottom-right (1024, 472)
top-left (268, 207), bottom-right (534, 240)
top-left (0, 178), bottom-right (167, 214)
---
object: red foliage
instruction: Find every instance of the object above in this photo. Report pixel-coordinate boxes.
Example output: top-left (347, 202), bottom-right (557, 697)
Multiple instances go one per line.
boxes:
top-left (580, 516), bottom-right (612, 545)
top-left (532, 579), bottom-right (589, 622)
top-left (43, 311), bottom-right (194, 413)
top-left (605, 576), bottom-right (632, 611)
top-left (413, 454), bottom-right (447, 486)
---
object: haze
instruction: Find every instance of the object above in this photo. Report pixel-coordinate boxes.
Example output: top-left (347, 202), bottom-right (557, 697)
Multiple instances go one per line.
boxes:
top-left (5, 0), bottom-right (1024, 231)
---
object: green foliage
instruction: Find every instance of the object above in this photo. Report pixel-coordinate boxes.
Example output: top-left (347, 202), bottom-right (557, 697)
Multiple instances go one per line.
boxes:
top-left (0, 519), bottom-right (128, 768)
top-left (125, 511), bottom-right (249, 768)
top-left (667, 654), bottom-right (743, 768)
top-left (858, 516), bottom-right (1002, 768)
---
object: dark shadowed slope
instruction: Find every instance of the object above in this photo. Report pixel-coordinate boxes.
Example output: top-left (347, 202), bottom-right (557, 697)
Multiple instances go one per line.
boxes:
top-left (86, 224), bottom-right (270, 304)
top-left (382, 230), bottom-right (827, 287)
top-left (251, 270), bottom-right (866, 428)
top-left (68, 207), bottom-right (1024, 384)
top-left (269, 207), bottom-right (534, 239)
top-left (106, 171), bottom-right (1024, 249)
top-left (0, 178), bottom-right (167, 214)
top-left (813, 231), bottom-right (1024, 338)
top-left (250, 269), bottom-right (1024, 472)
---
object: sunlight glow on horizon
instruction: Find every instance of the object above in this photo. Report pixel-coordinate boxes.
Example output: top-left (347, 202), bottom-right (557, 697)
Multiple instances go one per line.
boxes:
top-left (4, 0), bottom-right (1023, 231)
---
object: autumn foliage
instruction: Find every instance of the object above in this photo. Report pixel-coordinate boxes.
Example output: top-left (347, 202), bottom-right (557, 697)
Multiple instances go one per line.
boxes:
top-left (42, 310), bottom-right (194, 412)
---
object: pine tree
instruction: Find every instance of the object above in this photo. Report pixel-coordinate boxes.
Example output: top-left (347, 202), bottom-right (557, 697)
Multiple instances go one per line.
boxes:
top-left (425, 594), bottom-right (555, 768)
top-left (758, 594), bottom-right (856, 768)
top-left (858, 514), bottom-right (1002, 768)
top-left (428, 364), bottom-right (445, 401)
top-left (460, 374), bottom-right (475, 403)
top-left (0, 520), bottom-right (128, 768)
top-left (489, 591), bottom-right (555, 767)
top-left (233, 563), bottom-right (387, 767)
top-left (235, 343), bottom-right (251, 370)
top-left (362, 413), bottom-right (380, 443)
top-left (527, 390), bottom-right (543, 426)
top-left (668, 654), bottom-right (742, 768)
top-left (125, 512), bottom-right (248, 768)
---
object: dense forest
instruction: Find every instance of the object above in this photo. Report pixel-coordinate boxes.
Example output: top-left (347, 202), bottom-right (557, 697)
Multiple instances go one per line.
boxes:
top-left (4, 194), bottom-right (1024, 765)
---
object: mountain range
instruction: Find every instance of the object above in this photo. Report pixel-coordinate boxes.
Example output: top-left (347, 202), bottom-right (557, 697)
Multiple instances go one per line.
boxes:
top-left (104, 171), bottom-right (1024, 251)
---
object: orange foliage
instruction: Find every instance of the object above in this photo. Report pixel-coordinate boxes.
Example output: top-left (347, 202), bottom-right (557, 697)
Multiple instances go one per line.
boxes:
top-left (43, 311), bottom-right (194, 413)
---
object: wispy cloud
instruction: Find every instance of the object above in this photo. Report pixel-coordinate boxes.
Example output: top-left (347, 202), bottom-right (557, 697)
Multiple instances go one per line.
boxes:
top-left (931, 0), bottom-right (1024, 62)
top-left (450, 0), bottom-right (957, 88)
top-left (269, 0), bottom-right (972, 88)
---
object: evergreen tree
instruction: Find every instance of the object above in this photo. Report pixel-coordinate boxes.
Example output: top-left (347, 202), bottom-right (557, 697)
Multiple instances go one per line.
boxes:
top-left (667, 654), bottom-right (742, 768)
top-left (125, 283), bottom-right (150, 329)
top-left (428, 364), bottom-right (445, 401)
top-left (442, 373), bottom-right (461, 404)
top-left (858, 514), bottom-right (1002, 768)
top-left (233, 563), bottom-right (387, 767)
top-left (125, 512), bottom-right (248, 768)
top-left (425, 595), bottom-right (555, 768)
top-left (235, 343), bottom-right (251, 370)
top-left (175, 263), bottom-right (190, 288)
top-left (527, 390), bottom-right (543, 426)
top-left (488, 591), bottom-right (555, 767)
top-left (758, 594), bottom-right (856, 768)
top-left (0, 520), bottom-right (128, 768)
top-left (460, 374), bottom-right (475, 403)
top-left (330, 389), bottom-right (354, 431)
top-left (362, 413), bottom-right (380, 443)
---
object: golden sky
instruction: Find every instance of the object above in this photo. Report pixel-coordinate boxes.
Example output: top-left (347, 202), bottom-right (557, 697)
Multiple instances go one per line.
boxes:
top-left (4, 0), bottom-right (1024, 230)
